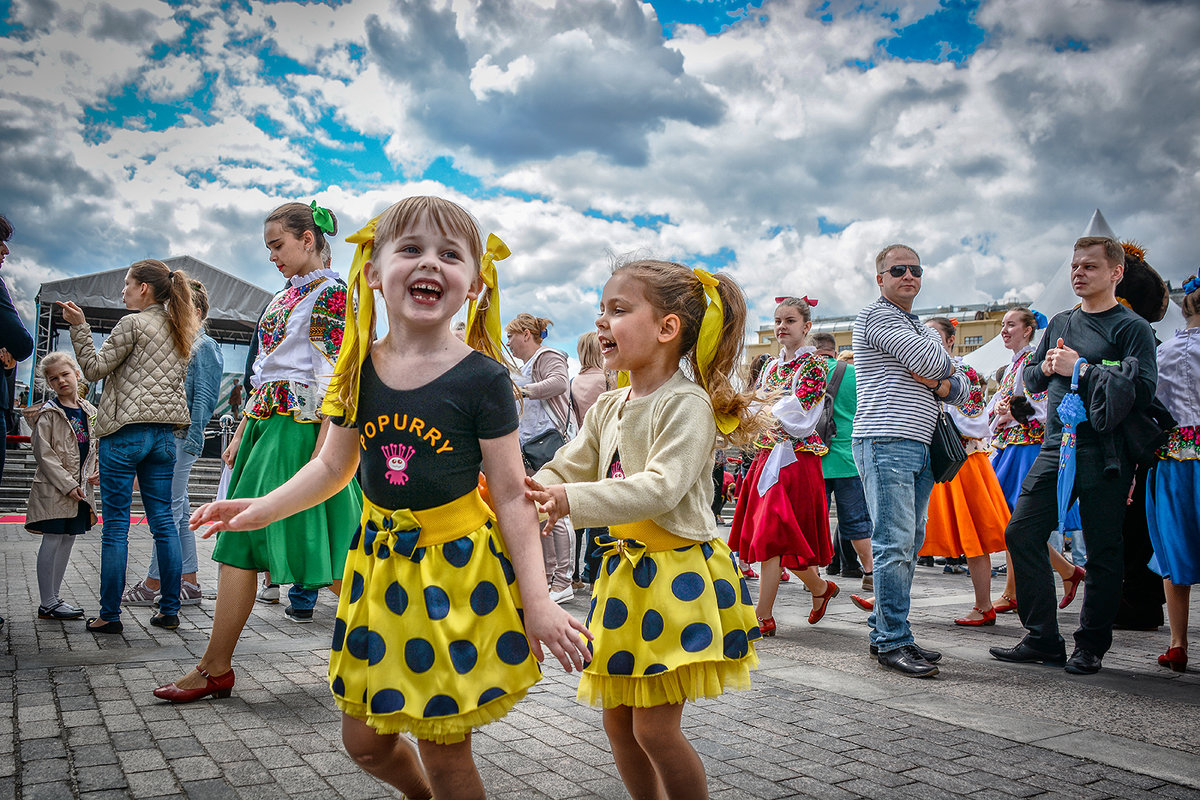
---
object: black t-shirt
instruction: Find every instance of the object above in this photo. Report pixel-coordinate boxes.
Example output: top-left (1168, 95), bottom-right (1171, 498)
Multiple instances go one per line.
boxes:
top-left (58, 401), bottom-right (90, 465)
top-left (336, 351), bottom-right (519, 510)
top-left (1023, 304), bottom-right (1157, 448)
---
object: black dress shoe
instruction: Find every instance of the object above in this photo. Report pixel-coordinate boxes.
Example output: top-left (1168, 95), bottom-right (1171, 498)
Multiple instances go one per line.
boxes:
top-left (841, 567), bottom-right (864, 579)
top-left (877, 645), bottom-right (939, 678)
top-left (917, 556), bottom-right (935, 567)
top-left (870, 643), bottom-right (942, 663)
top-left (989, 638), bottom-right (1066, 666)
top-left (150, 613), bottom-right (179, 630)
top-left (1064, 648), bottom-right (1102, 675)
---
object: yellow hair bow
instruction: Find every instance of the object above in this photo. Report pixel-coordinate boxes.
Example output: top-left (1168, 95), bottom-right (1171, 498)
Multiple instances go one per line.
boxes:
top-left (321, 214), bottom-right (381, 421)
top-left (467, 233), bottom-right (510, 356)
top-left (692, 267), bottom-right (739, 436)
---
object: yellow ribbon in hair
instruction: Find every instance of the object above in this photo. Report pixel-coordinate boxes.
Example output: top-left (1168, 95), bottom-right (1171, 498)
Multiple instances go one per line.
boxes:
top-left (467, 233), bottom-right (510, 352)
top-left (691, 267), bottom-right (739, 436)
top-left (321, 214), bottom-right (381, 421)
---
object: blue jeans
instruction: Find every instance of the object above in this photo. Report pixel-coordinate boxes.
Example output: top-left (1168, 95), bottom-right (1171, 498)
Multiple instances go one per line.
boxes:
top-left (288, 585), bottom-right (318, 612)
top-left (852, 437), bottom-right (934, 653)
top-left (149, 439), bottom-right (200, 580)
top-left (98, 424), bottom-right (181, 620)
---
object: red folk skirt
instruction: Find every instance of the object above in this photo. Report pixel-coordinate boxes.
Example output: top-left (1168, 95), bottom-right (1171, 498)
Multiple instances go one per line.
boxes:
top-left (919, 451), bottom-right (1010, 559)
top-left (729, 448), bottom-right (831, 570)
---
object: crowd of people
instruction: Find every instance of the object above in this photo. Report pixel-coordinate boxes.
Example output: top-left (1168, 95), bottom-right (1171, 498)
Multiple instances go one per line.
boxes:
top-left (0, 201), bottom-right (1196, 800)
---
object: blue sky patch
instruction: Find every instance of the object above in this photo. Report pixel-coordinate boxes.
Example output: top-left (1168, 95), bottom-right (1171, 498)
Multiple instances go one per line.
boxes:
top-left (649, 0), bottom-right (768, 37)
top-left (882, 0), bottom-right (986, 64)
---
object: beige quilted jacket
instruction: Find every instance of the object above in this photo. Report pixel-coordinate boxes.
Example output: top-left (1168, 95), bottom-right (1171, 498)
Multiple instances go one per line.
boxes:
top-left (25, 398), bottom-right (100, 531)
top-left (70, 304), bottom-right (190, 438)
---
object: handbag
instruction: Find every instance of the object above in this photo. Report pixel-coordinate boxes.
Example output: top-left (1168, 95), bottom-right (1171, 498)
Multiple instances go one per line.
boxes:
top-left (521, 427), bottom-right (567, 472)
top-left (929, 403), bottom-right (968, 483)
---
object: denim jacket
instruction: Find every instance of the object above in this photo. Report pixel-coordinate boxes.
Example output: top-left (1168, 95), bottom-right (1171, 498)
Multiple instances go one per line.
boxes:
top-left (181, 333), bottom-right (223, 456)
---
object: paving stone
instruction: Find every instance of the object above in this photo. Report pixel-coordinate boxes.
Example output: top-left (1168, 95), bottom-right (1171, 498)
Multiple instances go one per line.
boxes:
top-left (3, 521), bottom-right (1198, 799)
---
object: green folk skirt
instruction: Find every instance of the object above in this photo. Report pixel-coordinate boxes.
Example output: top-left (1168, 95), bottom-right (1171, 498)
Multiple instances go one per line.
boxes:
top-left (212, 413), bottom-right (361, 587)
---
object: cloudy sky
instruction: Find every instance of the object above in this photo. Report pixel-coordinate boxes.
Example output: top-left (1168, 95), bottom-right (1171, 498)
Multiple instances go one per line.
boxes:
top-left (2, 0), bottom-right (1198, 368)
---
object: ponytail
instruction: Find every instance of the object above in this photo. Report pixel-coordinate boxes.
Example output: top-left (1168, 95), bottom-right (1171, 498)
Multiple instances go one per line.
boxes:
top-left (127, 259), bottom-right (199, 359)
top-left (612, 259), bottom-right (768, 446)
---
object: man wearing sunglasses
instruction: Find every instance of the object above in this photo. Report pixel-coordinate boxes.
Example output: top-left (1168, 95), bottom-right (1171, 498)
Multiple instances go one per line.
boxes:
top-left (851, 244), bottom-right (969, 677)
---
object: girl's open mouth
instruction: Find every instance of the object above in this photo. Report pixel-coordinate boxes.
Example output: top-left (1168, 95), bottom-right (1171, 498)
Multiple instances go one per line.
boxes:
top-left (409, 281), bottom-right (443, 304)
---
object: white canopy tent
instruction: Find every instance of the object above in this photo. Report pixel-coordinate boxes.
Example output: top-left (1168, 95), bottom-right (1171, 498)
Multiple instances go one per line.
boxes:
top-left (963, 210), bottom-right (1187, 377)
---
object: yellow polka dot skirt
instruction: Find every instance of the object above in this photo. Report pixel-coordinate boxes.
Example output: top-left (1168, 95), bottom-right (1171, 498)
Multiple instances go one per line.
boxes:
top-left (328, 514), bottom-right (541, 744)
top-left (579, 535), bottom-right (761, 708)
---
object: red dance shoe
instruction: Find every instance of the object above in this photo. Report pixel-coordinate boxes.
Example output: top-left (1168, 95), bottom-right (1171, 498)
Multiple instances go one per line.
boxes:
top-left (780, 568), bottom-right (791, 582)
top-left (1059, 565), bottom-right (1086, 609)
top-left (153, 666), bottom-right (235, 704)
top-left (740, 564), bottom-right (759, 580)
top-left (808, 580), bottom-right (839, 624)
top-left (992, 594), bottom-right (1018, 614)
top-left (954, 606), bottom-right (997, 627)
top-left (1157, 647), bottom-right (1187, 673)
top-left (758, 617), bottom-right (777, 637)
top-left (851, 594), bottom-right (874, 612)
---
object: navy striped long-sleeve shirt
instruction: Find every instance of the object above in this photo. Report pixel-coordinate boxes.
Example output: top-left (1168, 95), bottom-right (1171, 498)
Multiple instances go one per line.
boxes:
top-left (851, 296), bottom-right (969, 444)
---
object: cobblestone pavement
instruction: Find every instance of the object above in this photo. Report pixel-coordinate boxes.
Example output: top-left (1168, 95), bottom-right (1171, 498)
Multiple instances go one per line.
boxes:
top-left (2, 521), bottom-right (1198, 799)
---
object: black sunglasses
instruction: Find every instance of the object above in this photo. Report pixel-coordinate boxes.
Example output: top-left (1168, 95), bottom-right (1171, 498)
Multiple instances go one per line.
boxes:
top-left (886, 264), bottom-right (923, 278)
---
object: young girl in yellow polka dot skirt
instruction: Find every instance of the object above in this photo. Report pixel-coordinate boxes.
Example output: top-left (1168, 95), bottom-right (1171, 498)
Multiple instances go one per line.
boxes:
top-left (191, 196), bottom-right (591, 800)
top-left (527, 259), bottom-right (765, 800)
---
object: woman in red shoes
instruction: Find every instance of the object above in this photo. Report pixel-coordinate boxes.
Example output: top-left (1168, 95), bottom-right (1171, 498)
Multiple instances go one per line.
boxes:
top-left (918, 318), bottom-right (1009, 626)
top-left (729, 296), bottom-right (836, 636)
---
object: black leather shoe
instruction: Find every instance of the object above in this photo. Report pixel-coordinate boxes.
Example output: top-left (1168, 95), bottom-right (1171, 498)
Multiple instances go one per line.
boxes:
top-left (877, 645), bottom-right (939, 678)
top-left (989, 639), bottom-right (1066, 666)
top-left (149, 613), bottom-right (179, 630)
top-left (870, 643), bottom-right (942, 663)
top-left (1064, 648), bottom-right (1102, 675)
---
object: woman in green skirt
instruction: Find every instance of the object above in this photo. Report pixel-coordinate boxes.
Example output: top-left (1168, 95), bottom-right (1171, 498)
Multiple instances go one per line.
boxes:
top-left (154, 201), bottom-right (360, 703)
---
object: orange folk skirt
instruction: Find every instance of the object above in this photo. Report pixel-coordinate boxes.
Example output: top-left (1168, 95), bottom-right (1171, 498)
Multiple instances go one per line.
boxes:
top-left (919, 451), bottom-right (1010, 559)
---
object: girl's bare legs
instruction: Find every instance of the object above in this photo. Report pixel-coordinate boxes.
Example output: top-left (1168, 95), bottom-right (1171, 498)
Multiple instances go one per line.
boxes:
top-left (995, 544), bottom-right (1077, 606)
top-left (959, 555), bottom-right (993, 620)
top-left (418, 735), bottom-right (485, 800)
top-left (755, 556), bottom-right (782, 620)
top-left (341, 714), bottom-right (432, 799)
top-left (171, 565), bottom-right (257, 689)
top-left (795, 566), bottom-right (832, 614)
top-left (604, 704), bottom-right (707, 800)
top-left (1164, 579), bottom-right (1191, 651)
top-left (851, 537), bottom-right (874, 574)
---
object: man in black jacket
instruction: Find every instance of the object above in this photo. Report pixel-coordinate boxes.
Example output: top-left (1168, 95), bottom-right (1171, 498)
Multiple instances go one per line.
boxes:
top-left (0, 214), bottom-right (36, 629)
top-left (990, 236), bottom-right (1157, 675)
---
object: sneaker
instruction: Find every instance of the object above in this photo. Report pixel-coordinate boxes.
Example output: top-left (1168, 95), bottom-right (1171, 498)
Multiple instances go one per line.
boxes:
top-left (284, 605), bottom-right (314, 623)
top-left (122, 580), bottom-right (159, 607)
top-left (861, 573), bottom-right (874, 592)
top-left (256, 582), bottom-right (281, 604)
top-left (179, 580), bottom-right (202, 607)
top-left (549, 586), bottom-right (574, 604)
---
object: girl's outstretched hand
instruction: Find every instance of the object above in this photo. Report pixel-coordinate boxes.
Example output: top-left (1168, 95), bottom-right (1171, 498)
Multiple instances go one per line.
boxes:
top-left (190, 498), bottom-right (272, 538)
top-left (523, 597), bottom-right (593, 673)
top-left (524, 476), bottom-right (570, 528)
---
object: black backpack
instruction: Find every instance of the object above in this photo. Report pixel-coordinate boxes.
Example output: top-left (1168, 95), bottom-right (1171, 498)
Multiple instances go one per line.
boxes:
top-left (814, 360), bottom-right (847, 446)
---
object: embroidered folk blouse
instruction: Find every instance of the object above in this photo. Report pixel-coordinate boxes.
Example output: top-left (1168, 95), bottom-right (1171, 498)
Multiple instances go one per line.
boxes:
top-left (1155, 327), bottom-right (1200, 461)
top-left (754, 347), bottom-right (829, 457)
top-left (247, 268), bottom-right (347, 421)
top-left (988, 345), bottom-right (1048, 449)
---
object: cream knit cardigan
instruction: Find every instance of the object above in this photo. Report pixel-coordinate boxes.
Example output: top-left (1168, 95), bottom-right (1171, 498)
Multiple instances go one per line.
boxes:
top-left (535, 370), bottom-right (719, 542)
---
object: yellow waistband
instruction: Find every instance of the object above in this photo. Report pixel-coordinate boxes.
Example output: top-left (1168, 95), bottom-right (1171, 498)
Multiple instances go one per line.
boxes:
top-left (361, 490), bottom-right (492, 548)
top-left (609, 520), bottom-right (694, 552)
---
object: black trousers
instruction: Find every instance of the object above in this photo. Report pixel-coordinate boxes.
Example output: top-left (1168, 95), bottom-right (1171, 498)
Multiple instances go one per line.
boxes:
top-left (1005, 440), bottom-right (1133, 656)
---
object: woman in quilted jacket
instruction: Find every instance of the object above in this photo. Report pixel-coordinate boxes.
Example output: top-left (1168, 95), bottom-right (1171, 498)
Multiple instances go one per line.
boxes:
top-left (60, 259), bottom-right (198, 633)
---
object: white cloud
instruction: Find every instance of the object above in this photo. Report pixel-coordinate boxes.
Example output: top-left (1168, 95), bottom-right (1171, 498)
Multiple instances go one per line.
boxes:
top-left (1, 0), bottom-right (1197, 368)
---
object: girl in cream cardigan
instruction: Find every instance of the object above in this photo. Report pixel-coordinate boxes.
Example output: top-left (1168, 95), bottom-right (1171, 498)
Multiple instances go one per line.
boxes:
top-left (527, 259), bottom-right (765, 800)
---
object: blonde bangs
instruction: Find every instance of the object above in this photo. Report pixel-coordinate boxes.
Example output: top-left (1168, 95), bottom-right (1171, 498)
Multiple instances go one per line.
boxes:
top-left (373, 196), bottom-right (484, 271)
